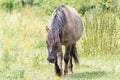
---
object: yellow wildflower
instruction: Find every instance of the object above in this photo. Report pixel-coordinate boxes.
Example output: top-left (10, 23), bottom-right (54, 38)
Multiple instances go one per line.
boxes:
top-left (24, 77), bottom-right (31, 80)
top-left (5, 38), bottom-right (10, 43)
top-left (13, 9), bottom-right (17, 14)
top-left (3, 45), bottom-right (10, 51)
top-left (55, 76), bottom-right (60, 80)
top-left (26, 45), bottom-right (32, 50)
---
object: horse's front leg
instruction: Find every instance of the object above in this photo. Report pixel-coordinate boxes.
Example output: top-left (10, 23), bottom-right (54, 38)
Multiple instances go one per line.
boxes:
top-left (64, 44), bottom-right (71, 77)
top-left (55, 51), bottom-right (63, 76)
top-left (57, 51), bottom-right (63, 76)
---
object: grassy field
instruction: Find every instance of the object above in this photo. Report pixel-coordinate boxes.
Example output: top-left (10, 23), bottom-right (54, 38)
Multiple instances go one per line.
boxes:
top-left (0, 4), bottom-right (120, 80)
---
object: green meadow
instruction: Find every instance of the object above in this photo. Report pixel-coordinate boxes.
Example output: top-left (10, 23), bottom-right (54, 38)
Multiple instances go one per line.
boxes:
top-left (0, 0), bottom-right (120, 80)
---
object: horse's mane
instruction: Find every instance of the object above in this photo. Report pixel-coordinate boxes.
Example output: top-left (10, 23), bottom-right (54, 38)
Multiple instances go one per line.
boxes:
top-left (51, 5), bottom-right (66, 32)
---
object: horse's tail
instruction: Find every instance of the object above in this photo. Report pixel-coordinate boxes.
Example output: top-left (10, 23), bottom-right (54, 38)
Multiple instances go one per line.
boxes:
top-left (72, 44), bottom-right (79, 65)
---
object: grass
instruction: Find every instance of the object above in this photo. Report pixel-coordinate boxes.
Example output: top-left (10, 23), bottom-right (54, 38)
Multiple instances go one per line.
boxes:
top-left (0, 5), bottom-right (120, 80)
top-left (68, 55), bottom-right (120, 80)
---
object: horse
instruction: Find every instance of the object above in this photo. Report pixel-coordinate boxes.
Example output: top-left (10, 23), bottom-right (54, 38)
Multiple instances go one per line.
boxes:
top-left (46, 5), bottom-right (83, 77)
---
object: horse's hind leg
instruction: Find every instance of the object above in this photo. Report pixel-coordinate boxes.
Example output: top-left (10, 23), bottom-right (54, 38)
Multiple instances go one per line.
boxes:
top-left (68, 53), bottom-right (73, 73)
top-left (64, 44), bottom-right (72, 77)
top-left (68, 44), bottom-right (74, 73)
top-left (69, 43), bottom-right (79, 73)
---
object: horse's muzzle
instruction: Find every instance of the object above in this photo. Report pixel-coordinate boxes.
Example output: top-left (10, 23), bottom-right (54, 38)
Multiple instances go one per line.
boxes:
top-left (47, 56), bottom-right (55, 63)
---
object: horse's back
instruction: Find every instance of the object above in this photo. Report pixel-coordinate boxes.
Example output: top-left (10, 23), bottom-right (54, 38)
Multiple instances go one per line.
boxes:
top-left (66, 6), bottom-right (78, 16)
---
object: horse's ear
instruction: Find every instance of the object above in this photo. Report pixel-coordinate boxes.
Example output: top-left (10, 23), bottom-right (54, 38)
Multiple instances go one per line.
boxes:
top-left (46, 26), bottom-right (49, 32)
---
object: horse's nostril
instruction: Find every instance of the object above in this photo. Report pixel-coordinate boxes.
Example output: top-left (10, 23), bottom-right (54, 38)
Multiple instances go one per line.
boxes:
top-left (50, 57), bottom-right (55, 61)
top-left (47, 57), bottom-right (55, 63)
top-left (51, 58), bottom-right (55, 61)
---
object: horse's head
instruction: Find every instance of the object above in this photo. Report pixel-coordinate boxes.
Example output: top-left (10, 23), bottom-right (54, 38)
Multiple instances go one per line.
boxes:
top-left (46, 26), bottom-right (61, 63)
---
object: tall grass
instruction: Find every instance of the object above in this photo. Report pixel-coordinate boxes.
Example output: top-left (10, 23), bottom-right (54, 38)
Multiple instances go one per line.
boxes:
top-left (80, 8), bottom-right (118, 56)
top-left (0, 8), bottom-right (47, 79)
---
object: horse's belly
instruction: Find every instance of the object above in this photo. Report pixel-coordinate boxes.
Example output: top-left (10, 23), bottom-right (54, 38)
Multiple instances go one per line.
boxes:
top-left (73, 16), bottom-right (84, 41)
top-left (63, 17), bottom-right (83, 44)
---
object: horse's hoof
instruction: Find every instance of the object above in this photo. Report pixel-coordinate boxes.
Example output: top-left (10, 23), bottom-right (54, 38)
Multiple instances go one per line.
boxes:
top-left (70, 71), bottom-right (73, 74)
top-left (69, 69), bottom-right (73, 74)
top-left (57, 71), bottom-right (62, 77)
top-left (64, 73), bottom-right (68, 78)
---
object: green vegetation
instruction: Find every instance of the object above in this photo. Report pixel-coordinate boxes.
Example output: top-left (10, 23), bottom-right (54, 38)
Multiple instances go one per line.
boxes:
top-left (0, 0), bottom-right (120, 80)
